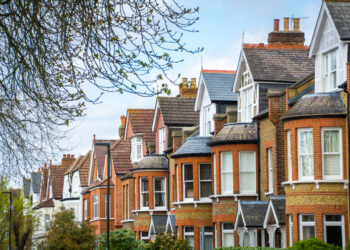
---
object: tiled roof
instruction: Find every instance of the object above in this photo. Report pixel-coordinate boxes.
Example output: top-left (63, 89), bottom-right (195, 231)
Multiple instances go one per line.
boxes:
top-left (208, 123), bottom-right (257, 146)
top-left (41, 168), bottom-right (48, 201)
top-left (270, 196), bottom-right (286, 225)
top-left (171, 136), bottom-right (212, 158)
top-left (240, 201), bottom-right (268, 227)
top-left (111, 138), bottom-right (133, 175)
top-left (133, 155), bottom-right (168, 171)
top-left (49, 165), bottom-right (70, 200)
top-left (81, 178), bottom-right (115, 194)
top-left (65, 151), bottom-right (92, 187)
top-left (158, 97), bottom-right (199, 126)
top-left (33, 198), bottom-right (54, 210)
top-left (23, 178), bottom-right (30, 198)
top-left (128, 109), bottom-right (155, 147)
top-left (327, 1), bottom-right (350, 40)
top-left (282, 92), bottom-right (347, 120)
top-left (243, 47), bottom-right (314, 83)
top-left (94, 139), bottom-right (118, 179)
top-left (31, 172), bottom-right (42, 194)
top-left (201, 71), bottom-right (238, 102)
top-left (151, 215), bottom-right (168, 235)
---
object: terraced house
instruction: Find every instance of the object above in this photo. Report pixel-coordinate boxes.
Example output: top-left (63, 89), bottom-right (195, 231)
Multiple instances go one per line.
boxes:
top-left (25, 1), bottom-right (350, 249)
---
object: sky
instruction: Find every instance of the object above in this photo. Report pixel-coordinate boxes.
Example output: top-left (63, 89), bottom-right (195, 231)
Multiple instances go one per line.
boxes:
top-left (59, 0), bottom-right (322, 162)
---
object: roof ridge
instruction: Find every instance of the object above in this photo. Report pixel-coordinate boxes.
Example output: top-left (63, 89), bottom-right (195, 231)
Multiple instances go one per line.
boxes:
top-left (202, 69), bottom-right (236, 74)
top-left (243, 43), bottom-right (309, 50)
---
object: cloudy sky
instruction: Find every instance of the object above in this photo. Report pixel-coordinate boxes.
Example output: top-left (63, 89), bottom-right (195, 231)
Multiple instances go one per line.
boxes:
top-left (60, 0), bottom-right (321, 160)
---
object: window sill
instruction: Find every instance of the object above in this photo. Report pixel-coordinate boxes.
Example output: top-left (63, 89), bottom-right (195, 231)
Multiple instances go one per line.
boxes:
top-left (121, 219), bottom-right (134, 223)
top-left (131, 208), bottom-right (168, 216)
top-left (210, 193), bottom-right (258, 202)
top-left (281, 180), bottom-right (349, 190)
top-left (173, 200), bottom-right (212, 208)
top-left (89, 218), bottom-right (115, 222)
top-left (264, 191), bottom-right (274, 196)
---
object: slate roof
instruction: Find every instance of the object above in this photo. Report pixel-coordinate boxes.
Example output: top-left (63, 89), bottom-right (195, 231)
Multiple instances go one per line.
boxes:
top-left (133, 155), bottom-right (168, 171)
top-left (208, 123), bottom-right (257, 146)
top-left (282, 92), bottom-right (347, 120)
top-left (270, 196), bottom-right (286, 225)
top-left (327, 1), bottom-right (350, 41)
top-left (240, 201), bottom-right (268, 228)
top-left (111, 138), bottom-right (133, 175)
top-left (31, 172), bottom-right (42, 194)
top-left (49, 165), bottom-right (69, 200)
top-left (33, 198), bottom-right (54, 210)
top-left (201, 70), bottom-right (238, 102)
top-left (171, 136), bottom-right (212, 158)
top-left (23, 178), bottom-right (30, 198)
top-left (94, 139), bottom-right (118, 179)
top-left (243, 47), bottom-right (314, 83)
top-left (151, 215), bottom-right (168, 235)
top-left (128, 109), bottom-right (155, 147)
top-left (157, 97), bottom-right (199, 126)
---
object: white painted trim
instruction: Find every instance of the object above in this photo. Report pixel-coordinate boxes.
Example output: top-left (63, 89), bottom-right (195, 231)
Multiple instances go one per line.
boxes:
top-left (299, 214), bottom-right (316, 240)
top-left (140, 177), bottom-right (149, 210)
top-left (182, 163), bottom-right (194, 202)
top-left (121, 219), bottom-right (134, 223)
top-left (194, 72), bottom-right (205, 111)
top-left (323, 214), bottom-right (345, 249)
top-left (213, 153), bottom-right (217, 196)
top-left (282, 180), bottom-right (349, 190)
top-left (151, 99), bottom-right (160, 132)
top-left (234, 202), bottom-right (246, 231)
top-left (263, 200), bottom-right (279, 229)
top-left (222, 222), bottom-right (234, 247)
top-left (297, 128), bottom-right (314, 181)
top-left (153, 176), bottom-right (167, 209)
top-left (198, 163), bottom-right (212, 200)
top-left (221, 151), bottom-right (234, 195)
top-left (89, 217), bottom-right (115, 222)
top-left (238, 151), bottom-right (257, 195)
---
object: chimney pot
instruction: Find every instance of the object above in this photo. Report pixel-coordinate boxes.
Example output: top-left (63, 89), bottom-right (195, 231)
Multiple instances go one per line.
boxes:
top-left (284, 17), bottom-right (289, 31)
top-left (274, 19), bottom-right (280, 32)
top-left (182, 78), bottom-right (188, 88)
top-left (121, 115), bottom-right (126, 126)
top-left (63, 154), bottom-right (66, 158)
top-left (38, 167), bottom-right (41, 172)
top-left (190, 78), bottom-right (197, 88)
top-left (293, 18), bottom-right (300, 32)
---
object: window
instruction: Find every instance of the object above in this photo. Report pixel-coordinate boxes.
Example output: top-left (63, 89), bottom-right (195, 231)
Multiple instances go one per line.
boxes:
top-left (299, 214), bottom-right (315, 240)
top-left (215, 223), bottom-right (218, 249)
top-left (45, 214), bottom-right (50, 230)
top-left (93, 195), bottom-right (98, 218)
top-left (221, 152), bottom-right (233, 195)
top-left (241, 86), bottom-right (253, 122)
top-left (154, 177), bottom-right (166, 208)
top-left (184, 226), bottom-right (194, 248)
top-left (140, 177), bottom-right (149, 209)
top-left (84, 199), bottom-right (87, 220)
top-left (183, 164), bottom-right (193, 200)
top-left (131, 136), bottom-right (143, 162)
top-left (287, 131), bottom-right (292, 181)
top-left (140, 231), bottom-right (149, 242)
top-left (322, 128), bottom-right (342, 179)
top-left (199, 164), bottom-right (212, 199)
top-left (324, 215), bottom-right (344, 248)
top-left (322, 50), bottom-right (337, 92)
top-left (176, 165), bottom-right (179, 202)
top-left (203, 226), bottom-right (213, 250)
top-left (222, 223), bottom-right (234, 247)
top-left (158, 128), bottom-right (166, 154)
top-left (267, 148), bottom-right (273, 193)
top-left (105, 194), bottom-right (111, 218)
top-left (213, 153), bottom-right (216, 195)
top-left (203, 105), bottom-right (211, 136)
top-left (239, 151), bottom-right (256, 194)
top-left (298, 129), bottom-right (314, 180)
top-left (289, 215), bottom-right (293, 247)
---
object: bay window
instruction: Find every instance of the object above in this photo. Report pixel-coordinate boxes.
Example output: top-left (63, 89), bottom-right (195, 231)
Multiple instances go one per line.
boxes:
top-left (324, 215), bottom-right (344, 248)
top-left (140, 177), bottom-right (149, 209)
top-left (158, 128), bottom-right (166, 154)
top-left (241, 86), bottom-right (253, 122)
top-left (239, 151), bottom-right (256, 194)
top-left (183, 164), bottom-right (193, 200)
top-left (131, 136), bottom-right (143, 162)
top-left (93, 195), bottom-right (98, 218)
top-left (184, 226), bottom-right (194, 247)
top-left (299, 214), bottom-right (315, 240)
top-left (267, 148), bottom-right (273, 193)
top-left (298, 128), bottom-right (314, 180)
top-left (322, 49), bottom-right (337, 92)
top-left (199, 164), bottom-right (212, 199)
top-left (222, 223), bottom-right (234, 247)
top-left (287, 131), bottom-right (292, 181)
top-left (221, 152), bottom-right (233, 195)
top-left (154, 177), bottom-right (166, 208)
top-left (322, 128), bottom-right (342, 179)
top-left (203, 105), bottom-right (211, 136)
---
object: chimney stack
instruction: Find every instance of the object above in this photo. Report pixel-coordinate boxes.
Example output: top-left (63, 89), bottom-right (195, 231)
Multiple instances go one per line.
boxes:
top-left (293, 18), bottom-right (300, 32)
top-left (268, 18), bottom-right (305, 46)
top-left (213, 114), bottom-right (227, 135)
top-left (274, 19), bottom-right (279, 32)
top-left (179, 77), bottom-right (197, 98)
top-left (283, 17), bottom-right (289, 31)
top-left (61, 154), bottom-right (75, 167)
top-left (172, 130), bottom-right (183, 153)
top-left (119, 115), bottom-right (126, 138)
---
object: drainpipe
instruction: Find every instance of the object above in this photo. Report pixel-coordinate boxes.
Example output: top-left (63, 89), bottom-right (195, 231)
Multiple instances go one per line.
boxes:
top-left (255, 120), bottom-right (261, 201)
top-left (165, 153), bottom-right (170, 211)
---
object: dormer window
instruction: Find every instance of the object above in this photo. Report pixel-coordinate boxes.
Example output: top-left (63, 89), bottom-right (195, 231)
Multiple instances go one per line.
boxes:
top-left (158, 128), bottom-right (166, 154)
top-left (241, 87), bottom-right (253, 122)
top-left (322, 49), bottom-right (337, 92)
top-left (203, 105), bottom-right (211, 136)
top-left (131, 136), bottom-right (143, 162)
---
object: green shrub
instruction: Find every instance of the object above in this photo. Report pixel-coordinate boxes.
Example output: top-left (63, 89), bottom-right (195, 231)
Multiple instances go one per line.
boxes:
top-left (346, 241), bottom-right (350, 250)
top-left (97, 229), bottom-right (145, 250)
top-left (215, 247), bottom-right (281, 250)
top-left (289, 238), bottom-right (341, 250)
top-left (146, 233), bottom-right (192, 250)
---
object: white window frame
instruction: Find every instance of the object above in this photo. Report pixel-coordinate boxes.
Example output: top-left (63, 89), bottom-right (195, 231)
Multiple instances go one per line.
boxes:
top-left (287, 130), bottom-right (292, 181)
top-left (203, 105), bottom-right (211, 136)
top-left (131, 135), bottom-right (143, 162)
top-left (203, 226), bottom-right (213, 249)
top-left (199, 163), bottom-right (212, 200)
top-left (153, 177), bottom-right (166, 209)
top-left (45, 214), bottom-right (50, 230)
top-left (184, 226), bottom-right (194, 247)
top-left (183, 164), bottom-right (194, 201)
top-left (213, 153), bottom-right (217, 195)
top-left (158, 127), bottom-right (166, 154)
top-left (289, 215), bottom-right (293, 247)
top-left (323, 214), bottom-right (345, 249)
top-left (267, 148), bottom-right (273, 193)
top-left (299, 214), bottom-right (315, 241)
top-left (176, 165), bottom-right (179, 202)
top-left (321, 127), bottom-right (342, 180)
top-left (298, 128), bottom-right (314, 181)
top-left (240, 85), bottom-right (254, 122)
top-left (222, 222), bottom-right (234, 247)
top-left (221, 152), bottom-right (233, 195)
top-left (239, 151), bottom-right (256, 194)
top-left (215, 223), bottom-right (218, 249)
top-left (322, 49), bottom-right (337, 92)
top-left (140, 231), bottom-right (149, 242)
top-left (93, 195), bottom-right (98, 219)
top-left (140, 177), bottom-right (149, 210)
top-left (84, 199), bottom-right (87, 221)
top-left (105, 194), bottom-right (111, 218)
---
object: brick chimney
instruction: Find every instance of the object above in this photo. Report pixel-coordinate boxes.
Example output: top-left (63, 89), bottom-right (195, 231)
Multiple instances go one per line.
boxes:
top-left (148, 142), bottom-right (156, 154)
top-left (61, 154), bottom-right (75, 167)
top-left (119, 115), bottom-right (126, 138)
top-left (213, 114), bottom-right (227, 135)
top-left (268, 89), bottom-right (285, 125)
top-left (268, 18), bottom-right (305, 45)
top-left (226, 106), bottom-right (237, 123)
top-left (172, 130), bottom-right (183, 153)
top-left (179, 77), bottom-right (197, 98)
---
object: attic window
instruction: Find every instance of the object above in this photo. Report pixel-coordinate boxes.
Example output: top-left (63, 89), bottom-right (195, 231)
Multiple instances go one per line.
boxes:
top-left (131, 136), bottom-right (143, 162)
top-left (322, 49), bottom-right (337, 92)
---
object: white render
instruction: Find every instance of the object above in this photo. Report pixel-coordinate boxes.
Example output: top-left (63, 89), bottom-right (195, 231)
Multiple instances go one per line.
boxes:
top-left (309, 2), bottom-right (349, 93)
top-left (61, 171), bottom-right (83, 222)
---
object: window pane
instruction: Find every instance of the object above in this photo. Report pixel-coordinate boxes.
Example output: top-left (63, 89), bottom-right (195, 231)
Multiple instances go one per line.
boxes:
top-left (141, 179), bottom-right (148, 191)
top-left (184, 227), bottom-right (194, 233)
top-left (204, 235), bottom-right (213, 250)
top-left (200, 182), bottom-right (212, 197)
top-left (222, 173), bottom-right (233, 193)
top-left (324, 130), bottom-right (340, 153)
top-left (154, 178), bottom-right (165, 191)
top-left (240, 172), bottom-right (255, 192)
top-left (302, 215), bottom-right (314, 222)
top-left (221, 152), bottom-right (233, 172)
top-left (326, 226), bottom-right (342, 247)
top-left (185, 182), bottom-right (193, 198)
top-left (184, 165), bottom-right (193, 181)
top-left (240, 152), bottom-right (255, 171)
top-left (186, 236), bottom-right (194, 247)
top-left (325, 215), bottom-right (342, 221)
top-left (301, 155), bottom-right (314, 177)
top-left (200, 164), bottom-right (211, 180)
top-left (300, 131), bottom-right (313, 153)
top-left (324, 155), bottom-right (340, 175)
top-left (223, 233), bottom-right (234, 247)
top-left (142, 193), bottom-right (149, 207)
top-left (223, 223), bottom-right (234, 230)
top-left (155, 193), bottom-right (165, 207)
top-left (302, 226), bottom-right (315, 240)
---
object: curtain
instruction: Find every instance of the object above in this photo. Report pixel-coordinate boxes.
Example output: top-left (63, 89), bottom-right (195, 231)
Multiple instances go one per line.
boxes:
top-left (299, 130), bottom-right (314, 177)
top-left (324, 130), bottom-right (340, 176)
top-left (239, 152), bottom-right (256, 192)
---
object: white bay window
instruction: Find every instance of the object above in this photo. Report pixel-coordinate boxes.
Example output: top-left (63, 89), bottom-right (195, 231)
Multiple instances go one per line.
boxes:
top-left (287, 131), bottom-right (292, 181)
top-left (298, 128), bottom-right (314, 180)
top-left (221, 152), bottom-right (233, 195)
top-left (140, 177), bottom-right (149, 209)
top-left (322, 128), bottom-right (342, 179)
top-left (93, 195), bottom-right (98, 219)
top-left (241, 86), bottom-right (253, 122)
top-left (322, 50), bottom-right (337, 92)
top-left (131, 136), bottom-right (143, 162)
top-left (154, 177), bottom-right (166, 208)
top-left (158, 128), bottom-right (166, 154)
top-left (183, 164), bottom-right (193, 200)
top-left (267, 148), bottom-right (273, 193)
top-left (239, 151), bottom-right (256, 194)
top-left (199, 164), bottom-right (212, 199)
top-left (203, 105), bottom-right (211, 136)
